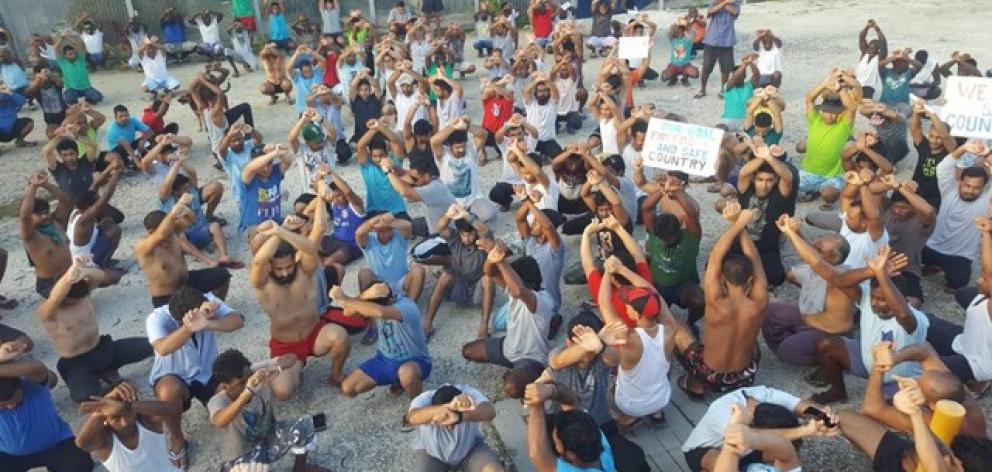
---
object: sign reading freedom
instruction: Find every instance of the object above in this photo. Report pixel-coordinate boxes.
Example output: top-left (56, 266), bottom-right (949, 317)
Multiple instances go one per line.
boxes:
top-left (939, 76), bottom-right (992, 139)
top-left (642, 118), bottom-right (722, 176)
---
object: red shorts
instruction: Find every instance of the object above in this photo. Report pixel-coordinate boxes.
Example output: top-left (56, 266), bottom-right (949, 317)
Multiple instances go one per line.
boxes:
top-left (322, 307), bottom-right (367, 334)
top-left (236, 17), bottom-right (257, 32)
top-left (269, 319), bottom-right (327, 366)
top-left (665, 64), bottom-right (691, 76)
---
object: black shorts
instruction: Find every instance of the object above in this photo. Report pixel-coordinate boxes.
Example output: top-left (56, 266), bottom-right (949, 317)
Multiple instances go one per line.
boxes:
top-left (873, 431), bottom-right (913, 472)
top-left (320, 235), bottom-right (363, 263)
top-left (703, 45), bottom-right (734, 74)
top-left (656, 278), bottom-right (700, 308)
top-left (483, 336), bottom-right (545, 370)
top-left (0, 117), bottom-right (32, 142)
top-left (56, 335), bottom-right (154, 403)
top-left (363, 211), bottom-right (411, 221)
top-left (154, 375), bottom-right (220, 411)
top-left (36, 276), bottom-right (56, 298)
top-left (684, 447), bottom-right (761, 472)
top-left (151, 267), bottom-right (232, 307)
top-left (43, 111), bottom-right (67, 126)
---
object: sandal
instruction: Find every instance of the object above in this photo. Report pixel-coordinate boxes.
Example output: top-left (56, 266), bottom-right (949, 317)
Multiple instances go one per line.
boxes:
top-left (677, 374), bottom-right (705, 401)
top-left (649, 410), bottom-right (667, 424)
top-left (693, 92), bottom-right (706, 99)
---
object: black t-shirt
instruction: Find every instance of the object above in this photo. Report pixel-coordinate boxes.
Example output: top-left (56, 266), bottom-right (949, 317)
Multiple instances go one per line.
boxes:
top-left (738, 161), bottom-right (799, 252)
top-left (0, 323), bottom-right (26, 343)
top-left (350, 95), bottom-right (382, 138)
top-left (912, 137), bottom-right (946, 207)
top-left (50, 159), bottom-right (95, 204)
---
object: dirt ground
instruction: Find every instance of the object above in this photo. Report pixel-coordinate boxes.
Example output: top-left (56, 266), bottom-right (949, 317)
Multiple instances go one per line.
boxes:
top-left (0, 1), bottom-right (989, 470)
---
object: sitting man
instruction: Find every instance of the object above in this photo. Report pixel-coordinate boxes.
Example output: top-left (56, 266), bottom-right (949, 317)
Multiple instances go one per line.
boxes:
top-left (0, 86), bottom-right (34, 148)
top-left (404, 384), bottom-right (503, 471)
top-left (333, 279), bottom-right (431, 399)
top-left (674, 203), bottom-right (768, 397)
top-left (240, 144), bottom-right (294, 234)
top-left (661, 16), bottom-right (699, 87)
top-left (146, 286), bottom-right (245, 468)
top-left (67, 171), bottom-right (122, 270)
top-left (0, 358), bottom-right (93, 472)
top-left (523, 379), bottom-right (616, 472)
top-left (461, 240), bottom-right (553, 396)
top-left (105, 104), bottom-right (152, 169)
top-left (36, 256), bottom-right (153, 404)
top-left (355, 213), bottom-right (424, 302)
top-left (798, 70), bottom-right (860, 206)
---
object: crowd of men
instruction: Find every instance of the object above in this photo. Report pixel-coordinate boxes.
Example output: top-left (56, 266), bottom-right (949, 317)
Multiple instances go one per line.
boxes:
top-left (1, 0), bottom-right (992, 471)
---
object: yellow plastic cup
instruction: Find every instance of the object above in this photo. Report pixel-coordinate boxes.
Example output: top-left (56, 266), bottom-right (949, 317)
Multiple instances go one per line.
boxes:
top-left (916, 400), bottom-right (965, 472)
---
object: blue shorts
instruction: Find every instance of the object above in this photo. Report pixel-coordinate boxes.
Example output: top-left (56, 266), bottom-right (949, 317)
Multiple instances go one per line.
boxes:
top-left (359, 351), bottom-right (432, 386)
top-left (186, 223), bottom-right (213, 249)
top-left (798, 170), bottom-right (845, 194)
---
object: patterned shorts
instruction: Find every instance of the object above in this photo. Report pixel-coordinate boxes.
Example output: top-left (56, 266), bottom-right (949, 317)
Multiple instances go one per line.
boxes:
top-left (677, 342), bottom-right (760, 393)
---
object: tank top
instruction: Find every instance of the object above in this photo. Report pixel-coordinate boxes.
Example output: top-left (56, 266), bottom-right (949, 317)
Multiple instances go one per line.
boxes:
top-left (203, 107), bottom-right (228, 154)
top-left (102, 422), bottom-right (181, 472)
top-left (600, 118), bottom-right (620, 155)
top-left (321, 5), bottom-right (342, 34)
top-left (67, 209), bottom-right (98, 261)
top-left (856, 54), bottom-right (882, 90)
top-left (615, 326), bottom-right (671, 418)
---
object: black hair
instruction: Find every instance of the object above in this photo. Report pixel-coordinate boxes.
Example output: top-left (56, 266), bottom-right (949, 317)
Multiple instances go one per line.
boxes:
top-left (961, 166), bottom-right (989, 184)
top-left (568, 310), bottom-right (604, 333)
top-left (212, 349), bottom-right (252, 384)
top-left (66, 279), bottom-right (91, 299)
top-left (755, 162), bottom-right (777, 176)
top-left (753, 403), bottom-right (803, 451)
top-left (368, 138), bottom-right (388, 153)
top-left (502, 362), bottom-right (544, 398)
top-left (721, 253), bottom-right (754, 286)
top-left (889, 190), bottom-right (908, 204)
top-left (653, 213), bottom-right (682, 241)
top-left (61, 44), bottom-right (75, 53)
top-left (33, 198), bottom-right (50, 214)
top-left (295, 193), bottom-right (317, 208)
top-left (76, 190), bottom-right (99, 211)
top-left (408, 157), bottom-right (439, 178)
top-left (554, 410), bottom-right (603, 463)
top-left (446, 130), bottom-right (469, 146)
top-left (273, 240), bottom-right (296, 259)
top-left (55, 139), bottom-right (78, 154)
top-left (914, 49), bottom-right (929, 64)
top-left (171, 174), bottom-right (190, 194)
top-left (602, 154), bottom-right (625, 175)
top-left (356, 78), bottom-right (371, 89)
top-left (951, 436), bottom-right (992, 472)
top-left (0, 377), bottom-right (19, 402)
top-left (605, 75), bottom-right (622, 91)
top-left (511, 256), bottom-right (542, 291)
top-left (151, 99), bottom-right (164, 111)
top-left (592, 192), bottom-right (609, 208)
top-left (454, 218), bottom-right (476, 233)
top-left (754, 112), bottom-right (773, 128)
top-left (298, 60), bottom-right (313, 69)
top-left (413, 119), bottom-right (433, 136)
top-left (631, 121), bottom-right (648, 135)
top-left (431, 385), bottom-right (463, 405)
top-left (143, 210), bottom-right (167, 231)
top-left (32, 64), bottom-right (51, 74)
top-left (168, 286), bottom-right (207, 322)
top-left (434, 80), bottom-right (453, 95)
top-left (112, 104), bottom-right (128, 115)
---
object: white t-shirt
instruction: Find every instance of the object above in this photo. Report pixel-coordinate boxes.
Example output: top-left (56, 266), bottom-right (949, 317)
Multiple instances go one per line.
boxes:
top-left (409, 39), bottom-right (430, 73)
top-left (81, 31), bottom-right (104, 54)
top-left (436, 94), bottom-right (464, 129)
top-left (525, 100), bottom-right (557, 141)
top-left (439, 140), bottom-right (484, 207)
top-left (525, 179), bottom-right (559, 212)
top-left (756, 45), bottom-right (782, 75)
top-left (952, 295), bottom-right (992, 381)
top-left (683, 387), bottom-right (800, 451)
top-left (195, 18), bottom-right (221, 45)
top-left (856, 54), bottom-right (882, 90)
top-left (141, 53), bottom-right (169, 81)
top-left (839, 214), bottom-right (889, 269)
top-left (555, 78), bottom-right (578, 115)
top-left (498, 136), bottom-right (536, 185)
top-left (393, 89), bottom-right (425, 132)
top-left (146, 293), bottom-right (235, 385)
top-left (858, 285), bottom-right (929, 382)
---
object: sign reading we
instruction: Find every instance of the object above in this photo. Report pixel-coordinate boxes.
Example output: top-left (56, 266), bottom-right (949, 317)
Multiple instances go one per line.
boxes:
top-left (939, 76), bottom-right (992, 139)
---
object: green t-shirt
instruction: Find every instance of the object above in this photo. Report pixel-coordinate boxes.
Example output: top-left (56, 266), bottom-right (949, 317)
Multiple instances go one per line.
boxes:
top-left (425, 62), bottom-right (455, 101)
top-left (669, 37), bottom-right (693, 67)
top-left (57, 56), bottom-right (91, 91)
top-left (231, 0), bottom-right (255, 17)
top-left (801, 111), bottom-right (853, 177)
top-left (645, 230), bottom-right (700, 287)
top-left (722, 81), bottom-right (754, 120)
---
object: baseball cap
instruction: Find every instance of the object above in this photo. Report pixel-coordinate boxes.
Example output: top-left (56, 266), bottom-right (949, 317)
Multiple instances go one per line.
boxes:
top-left (397, 74), bottom-right (414, 86)
top-left (817, 93), bottom-right (845, 114)
top-left (617, 286), bottom-right (662, 319)
top-left (302, 123), bottom-right (324, 143)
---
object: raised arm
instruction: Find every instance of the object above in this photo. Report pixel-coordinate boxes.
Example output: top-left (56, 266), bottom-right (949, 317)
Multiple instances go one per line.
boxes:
top-left (705, 203), bottom-right (751, 300)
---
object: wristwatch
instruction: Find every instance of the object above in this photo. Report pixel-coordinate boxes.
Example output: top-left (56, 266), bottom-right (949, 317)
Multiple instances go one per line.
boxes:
top-left (122, 400), bottom-right (133, 414)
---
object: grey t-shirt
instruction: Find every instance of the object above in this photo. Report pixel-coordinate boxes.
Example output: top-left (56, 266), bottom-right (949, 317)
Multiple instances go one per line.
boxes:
top-left (409, 384), bottom-right (488, 465)
top-left (549, 348), bottom-right (612, 426)
top-left (447, 234), bottom-right (486, 284)
top-left (504, 289), bottom-right (553, 364)
top-left (525, 237), bottom-right (566, 314)
top-left (590, 11), bottom-right (613, 38)
top-left (791, 264), bottom-right (847, 315)
top-left (207, 389), bottom-right (275, 461)
top-left (884, 211), bottom-right (931, 277)
top-left (875, 118), bottom-right (909, 163)
top-left (415, 179), bottom-right (457, 230)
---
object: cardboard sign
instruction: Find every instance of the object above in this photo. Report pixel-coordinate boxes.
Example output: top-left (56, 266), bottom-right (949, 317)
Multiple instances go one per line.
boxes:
top-left (642, 118), bottom-right (722, 176)
top-left (939, 76), bottom-right (992, 139)
top-left (618, 36), bottom-right (650, 60)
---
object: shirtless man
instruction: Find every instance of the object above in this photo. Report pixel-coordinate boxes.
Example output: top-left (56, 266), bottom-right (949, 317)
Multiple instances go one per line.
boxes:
top-left (36, 256), bottom-right (153, 403)
top-left (763, 215), bottom-right (856, 366)
top-left (135, 195), bottom-right (232, 307)
top-left (674, 202), bottom-right (769, 397)
top-left (259, 43), bottom-right (293, 104)
top-left (20, 172), bottom-right (121, 298)
top-left (250, 220), bottom-right (350, 400)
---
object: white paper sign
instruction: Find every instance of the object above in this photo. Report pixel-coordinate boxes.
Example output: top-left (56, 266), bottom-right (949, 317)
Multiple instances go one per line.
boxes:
top-left (618, 36), bottom-right (650, 60)
top-left (642, 118), bottom-right (722, 176)
top-left (939, 76), bottom-right (992, 139)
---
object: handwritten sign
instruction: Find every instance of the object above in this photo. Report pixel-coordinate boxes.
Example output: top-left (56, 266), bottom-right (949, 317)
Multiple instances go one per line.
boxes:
top-left (618, 36), bottom-right (650, 60)
top-left (642, 118), bottom-right (722, 176)
top-left (939, 76), bottom-right (992, 139)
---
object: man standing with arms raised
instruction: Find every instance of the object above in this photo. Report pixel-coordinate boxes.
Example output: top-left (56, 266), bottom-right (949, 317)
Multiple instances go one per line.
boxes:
top-left (695, 0), bottom-right (740, 99)
top-left (250, 220), bottom-right (350, 400)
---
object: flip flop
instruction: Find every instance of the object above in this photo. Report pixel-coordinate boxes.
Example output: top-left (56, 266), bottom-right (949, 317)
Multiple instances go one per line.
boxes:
top-left (677, 374), bottom-right (705, 401)
top-left (693, 92), bottom-right (706, 99)
top-left (425, 327), bottom-right (436, 343)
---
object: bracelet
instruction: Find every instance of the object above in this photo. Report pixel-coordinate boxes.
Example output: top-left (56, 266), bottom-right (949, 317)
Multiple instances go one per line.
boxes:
top-left (245, 386), bottom-right (257, 397)
top-left (122, 400), bottom-right (133, 413)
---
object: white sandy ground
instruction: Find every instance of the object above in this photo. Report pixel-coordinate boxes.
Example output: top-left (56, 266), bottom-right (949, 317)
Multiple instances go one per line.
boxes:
top-left (0, 1), bottom-right (990, 470)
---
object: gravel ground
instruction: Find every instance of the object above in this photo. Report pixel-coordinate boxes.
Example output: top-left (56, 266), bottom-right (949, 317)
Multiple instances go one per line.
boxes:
top-left (0, 1), bottom-right (989, 470)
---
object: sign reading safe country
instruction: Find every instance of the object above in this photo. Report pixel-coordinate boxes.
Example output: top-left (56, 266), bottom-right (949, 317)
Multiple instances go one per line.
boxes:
top-left (642, 118), bottom-right (722, 176)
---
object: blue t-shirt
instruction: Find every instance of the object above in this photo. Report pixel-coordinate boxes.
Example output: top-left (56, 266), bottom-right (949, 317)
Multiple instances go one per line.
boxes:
top-left (669, 36), bottom-right (693, 67)
top-left (161, 19), bottom-right (187, 44)
top-left (555, 431), bottom-right (616, 472)
top-left (268, 14), bottom-right (290, 41)
top-left (293, 68), bottom-right (324, 114)
top-left (363, 229), bottom-right (409, 293)
top-left (378, 296), bottom-right (430, 361)
top-left (722, 81), bottom-right (754, 121)
top-left (0, 63), bottom-right (29, 89)
top-left (223, 139), bottom-right (254, 205)
top-left (0, 92), bottom-right (26, 134)
top-left (239, 164), bottom-right (284, 232)
top-left (0, 380), bottom-right (74, 456)
top-left (161, 190), bottom-right (207, 231)
top-left (879, 69), bottom-right (914, 106)
top-left (105, 117), bottom-right (150, 148)
top-left (332, 202), bottom-right (363, 246)
top-left (360, 159), bottom-right (407, 214)
top-left (702, 1), bottom-right (740, 48)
